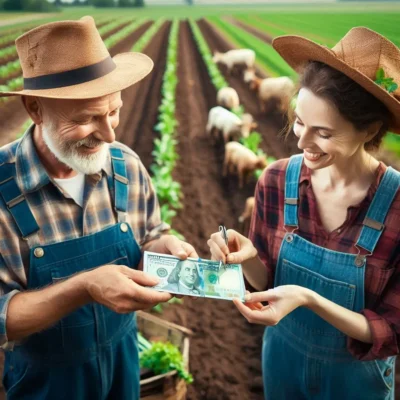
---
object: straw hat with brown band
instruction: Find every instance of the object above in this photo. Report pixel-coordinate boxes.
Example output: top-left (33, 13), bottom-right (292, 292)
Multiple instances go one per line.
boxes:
top-left (0, 16), bottom-right (153, 99)
top-left (272, 27), bottom-right (400, 134)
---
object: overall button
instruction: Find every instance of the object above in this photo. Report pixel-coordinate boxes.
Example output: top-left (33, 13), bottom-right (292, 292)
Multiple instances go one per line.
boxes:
top-left (385, 368), bottom-right (392, 377)
top-left (355, 256), bottom-right (365, 267)
top-left (286, 234), bottom-right (294, 243)
top-left (34, 247), bottom-right (44, 258)
top-left (120, 223), bottom-right (128, 233)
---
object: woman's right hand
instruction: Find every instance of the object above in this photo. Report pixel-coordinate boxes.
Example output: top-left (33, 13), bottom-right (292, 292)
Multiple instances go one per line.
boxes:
top-left (207, 229), bottom-right (258, 265)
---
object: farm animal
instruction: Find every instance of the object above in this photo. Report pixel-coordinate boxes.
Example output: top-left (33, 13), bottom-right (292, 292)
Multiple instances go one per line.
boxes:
top-left (217, 87), bottom-right (240, 110)
top-left (206, 106), bottom-right (257, 143)
top-left (223, 142), bottom-right (267, 188)
top-left (244, 68), bottom-right (295, 113)
top-left (238, 196), bottom-right (255, 235)
top-left (213, 49), bottom-right (256, 75)
top-left (238, 196), bottom-right (255, 223)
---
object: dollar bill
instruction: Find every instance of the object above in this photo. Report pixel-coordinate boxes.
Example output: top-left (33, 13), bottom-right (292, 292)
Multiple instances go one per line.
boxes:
top-left (143, 251), bottom-right (245, 301)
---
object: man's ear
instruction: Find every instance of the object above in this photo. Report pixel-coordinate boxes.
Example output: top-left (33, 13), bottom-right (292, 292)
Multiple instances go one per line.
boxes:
top-left (21, 96), bottom-right (43, 125)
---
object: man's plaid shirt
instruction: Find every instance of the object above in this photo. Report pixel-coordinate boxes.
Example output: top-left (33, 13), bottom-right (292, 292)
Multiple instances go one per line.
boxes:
top-left (0, 125), bottom-right (169, 347)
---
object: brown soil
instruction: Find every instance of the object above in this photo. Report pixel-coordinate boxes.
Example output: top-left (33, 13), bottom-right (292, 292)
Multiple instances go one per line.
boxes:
top-left (115, 21), bottom-right (171, 171)
top-left (163, 21), bottom-right (265, 400)
top-left (226, 17), bottom-right (273, 44)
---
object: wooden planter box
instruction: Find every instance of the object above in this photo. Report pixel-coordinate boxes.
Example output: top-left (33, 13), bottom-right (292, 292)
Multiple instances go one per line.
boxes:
top-left (137, 311), bottom-right (193, 400)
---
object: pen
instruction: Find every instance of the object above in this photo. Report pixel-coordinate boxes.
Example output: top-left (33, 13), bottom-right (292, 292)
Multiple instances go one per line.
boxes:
top-left (219, 225), bottom-right (228, 269)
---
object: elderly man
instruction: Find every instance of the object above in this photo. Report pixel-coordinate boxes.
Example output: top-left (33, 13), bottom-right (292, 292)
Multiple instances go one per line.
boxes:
top-left (0, 16), bottom-right (197, 399)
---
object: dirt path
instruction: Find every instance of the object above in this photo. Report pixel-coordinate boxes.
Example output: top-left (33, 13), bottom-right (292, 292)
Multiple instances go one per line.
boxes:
top-left (198, 19), bottom-right (298, 159)
top-left (166, 21), bottom-right (265, 400)
top-left (115, 21), bottom-right (171, 171)
top-left (226, 17), bottom-right (273, 44)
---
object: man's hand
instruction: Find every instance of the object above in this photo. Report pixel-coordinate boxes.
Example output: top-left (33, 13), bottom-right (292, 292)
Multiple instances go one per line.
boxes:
top-left (143, 234), bottom-right (199, 260)
top-left (84, 265), bottom-right (172, 313)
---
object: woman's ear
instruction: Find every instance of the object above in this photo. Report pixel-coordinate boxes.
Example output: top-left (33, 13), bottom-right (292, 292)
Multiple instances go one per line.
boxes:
top-left (364, 121), bottom-right (383, 143)
top-left (21, 96), bottom-right (43, 125)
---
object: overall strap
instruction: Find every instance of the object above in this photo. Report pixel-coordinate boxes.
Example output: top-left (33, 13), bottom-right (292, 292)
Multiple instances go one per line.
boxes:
top-left (110, 148), bottom-right (129, 222)
top-left (284, 154), bottom-right (303, 228)
top-left (356, 167), bottom-right (400, 254)
top-left (0, 163), bottom-right (40, 240)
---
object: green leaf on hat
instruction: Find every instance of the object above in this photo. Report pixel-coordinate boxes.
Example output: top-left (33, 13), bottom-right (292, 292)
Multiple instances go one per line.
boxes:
top-left (388, 83), bottom-right (398, 93)
top-left (376, 68), bottom-right (385, 81)
top-left (374, 68), bottom-right (398, 94)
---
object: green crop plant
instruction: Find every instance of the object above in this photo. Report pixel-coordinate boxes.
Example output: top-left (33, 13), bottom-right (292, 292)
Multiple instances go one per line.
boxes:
top-left (240, 132), bottom-right (262, 153)
top-left (0, 44), bottom-right (17, 63)
top-left (189, 18), bottom-right (228, 91)
top-left (140, 341), bottom-right (193, 384)
top-left (151, 165), bottom-right (182, 210)
top-left (131, 18), bottom-right (166, 52)
top-left (104, 18), bottom-right (149, 49)
top-left (152, 135), bottom-right (179, 166)
top-left (149, 19), bottom-right (183, 237)
top-left (0, 59), bottom-right (21, 79)
top-left (6, 76), bottom-right (23, 91)
top-left (98, 17), bottom-right (132, 38)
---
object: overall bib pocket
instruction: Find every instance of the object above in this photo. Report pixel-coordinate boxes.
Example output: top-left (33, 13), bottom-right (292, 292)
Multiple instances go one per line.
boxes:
top-left (49, 242), bottom-right (130, 349)
top-left (282, 259), bottom-right (356, 336)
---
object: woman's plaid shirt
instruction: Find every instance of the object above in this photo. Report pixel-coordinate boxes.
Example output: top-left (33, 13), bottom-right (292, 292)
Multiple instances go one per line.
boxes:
top-left (0, 126), bottom-right (169, 347)
top-left (249, 158), bottom-right (400, 361)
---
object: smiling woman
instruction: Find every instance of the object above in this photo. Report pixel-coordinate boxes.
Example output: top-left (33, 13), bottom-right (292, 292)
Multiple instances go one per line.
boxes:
top-left (207, 26), bottom-right (400, 400)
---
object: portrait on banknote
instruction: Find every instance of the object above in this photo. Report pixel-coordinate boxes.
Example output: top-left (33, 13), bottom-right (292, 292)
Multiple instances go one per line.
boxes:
top-left (163, 259), bottom-right (204, 296)
top-left (144, 253), bottom-right (204, 296)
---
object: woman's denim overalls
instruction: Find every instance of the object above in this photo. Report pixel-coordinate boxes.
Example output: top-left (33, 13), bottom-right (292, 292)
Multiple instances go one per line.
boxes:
top-left (262, 154), bottom-right (400, 400)
top-left (1, 148), bottom-right (143, 399)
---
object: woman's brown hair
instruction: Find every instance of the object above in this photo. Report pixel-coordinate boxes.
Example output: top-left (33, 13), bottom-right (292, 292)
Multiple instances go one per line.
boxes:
top-left (287, 61), bottom-right (391, 151)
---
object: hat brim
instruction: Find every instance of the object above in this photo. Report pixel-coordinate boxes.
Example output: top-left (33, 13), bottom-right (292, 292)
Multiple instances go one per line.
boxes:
top-left (272, 35), bottom-right (400, 134)
top-left (0, 52), bottom-right (153, 99)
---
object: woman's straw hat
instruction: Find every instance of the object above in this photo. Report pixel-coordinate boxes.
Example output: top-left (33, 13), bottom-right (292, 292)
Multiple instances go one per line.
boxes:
top-left (273, 27), bottom-right (400, 134)
top-left (0, 16), bottom-right (153, 99)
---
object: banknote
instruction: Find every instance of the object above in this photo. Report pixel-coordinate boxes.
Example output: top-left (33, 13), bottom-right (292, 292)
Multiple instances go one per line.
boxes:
top-left (143, 251), bottom-right (245, 301)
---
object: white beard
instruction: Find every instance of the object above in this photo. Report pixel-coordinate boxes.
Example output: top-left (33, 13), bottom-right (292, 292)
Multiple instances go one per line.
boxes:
top-left (42, 123), bottom-right (109, 175)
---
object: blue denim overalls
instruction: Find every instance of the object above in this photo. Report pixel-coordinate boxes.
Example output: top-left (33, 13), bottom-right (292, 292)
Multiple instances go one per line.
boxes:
top-left (262, 155), bottom-right (399, 400)
top-left (0, 148), bottom-right (142, 399)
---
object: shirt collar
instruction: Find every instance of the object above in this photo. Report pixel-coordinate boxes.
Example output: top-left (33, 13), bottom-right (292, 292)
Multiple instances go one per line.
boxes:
top-left (15, 124), bottom-right (51, 193)
top-left (15, 124), bottom-right (113, 193)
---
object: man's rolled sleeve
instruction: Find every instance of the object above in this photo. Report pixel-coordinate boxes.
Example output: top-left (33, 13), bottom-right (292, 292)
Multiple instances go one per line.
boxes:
top-left (0, 289), bottom-right (20, 349)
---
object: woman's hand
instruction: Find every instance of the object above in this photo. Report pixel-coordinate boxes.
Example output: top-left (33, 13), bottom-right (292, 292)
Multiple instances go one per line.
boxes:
top-left (233, 285), bottom-right (311, 326)
top-left (207, 229), bottom-right (258, 264)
